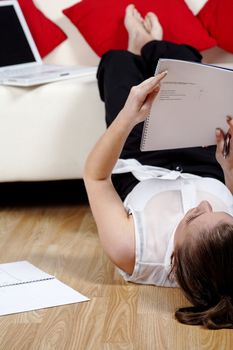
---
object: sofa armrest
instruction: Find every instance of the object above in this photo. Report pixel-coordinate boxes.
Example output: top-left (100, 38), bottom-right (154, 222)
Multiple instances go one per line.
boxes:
top-left (0, 75), bottom-right (105, 181)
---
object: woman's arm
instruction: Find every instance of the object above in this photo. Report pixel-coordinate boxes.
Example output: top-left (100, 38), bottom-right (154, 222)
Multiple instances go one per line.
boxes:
top-left (84, 73), bottom-right (166, 273)
top-left (216, 116), bottom-right (233, 193)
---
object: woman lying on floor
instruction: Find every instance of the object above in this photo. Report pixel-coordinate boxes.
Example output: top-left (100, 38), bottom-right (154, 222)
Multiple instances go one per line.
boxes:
top-left (84, 4), bottom-right (233, 329)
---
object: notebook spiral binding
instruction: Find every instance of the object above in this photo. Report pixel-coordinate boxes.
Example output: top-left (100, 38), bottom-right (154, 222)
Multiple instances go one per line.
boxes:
top-left (0, 277), bottom-right (55, 288)
top-left (140, 115), bottom-right (151, 151)
top-left (140, 60), bottom-right (162, 151)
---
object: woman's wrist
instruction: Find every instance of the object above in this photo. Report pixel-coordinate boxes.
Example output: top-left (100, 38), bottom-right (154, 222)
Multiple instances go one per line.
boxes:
top-left (116, 109), bottom-right (139, 131)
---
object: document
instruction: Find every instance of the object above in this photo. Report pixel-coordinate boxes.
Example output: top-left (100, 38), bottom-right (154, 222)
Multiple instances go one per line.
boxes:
top-left (140, 59), bottom-right (233, 151)
top-left (0, 261), bottom-right (89, 316)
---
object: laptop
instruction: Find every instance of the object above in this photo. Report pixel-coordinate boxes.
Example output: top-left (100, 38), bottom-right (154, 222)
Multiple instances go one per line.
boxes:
top-left (0, 0), bottom-right (97, 86)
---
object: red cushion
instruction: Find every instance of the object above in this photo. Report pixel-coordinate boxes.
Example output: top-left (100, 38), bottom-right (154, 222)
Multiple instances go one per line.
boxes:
top-left (18, 0), bottom-right (67, 57)
top-left (63, 0), bottom-right (216, 57)
top-left (198, 0), bottom-right (233, 54)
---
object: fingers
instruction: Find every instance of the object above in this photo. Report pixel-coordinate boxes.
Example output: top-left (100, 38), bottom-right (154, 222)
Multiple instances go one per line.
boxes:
top-left (215, 128), bottom-right (225, 157)
top-left (129, 71), bottom-right (167, 109)
top-left (123, 72), bottom-right (167, 124)
top-left (226, 115), bottom-right (233, 131)
top-left (139, 93), bottom-right (156, 117)
top-left (226, 116), bottom-right (233, 156)
top-left (139, 71), bottom-right (167, 94)
top-left (216, 116), bottom-right (233, 160)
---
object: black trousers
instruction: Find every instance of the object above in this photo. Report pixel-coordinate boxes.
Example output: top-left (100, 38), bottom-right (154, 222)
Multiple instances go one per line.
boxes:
top-left (97, 40), bottom-right (224, 200)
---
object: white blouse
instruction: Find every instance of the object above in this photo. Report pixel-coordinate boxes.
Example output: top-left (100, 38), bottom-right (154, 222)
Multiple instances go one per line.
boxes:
top-left (113, 159), bottom-right (233, 287)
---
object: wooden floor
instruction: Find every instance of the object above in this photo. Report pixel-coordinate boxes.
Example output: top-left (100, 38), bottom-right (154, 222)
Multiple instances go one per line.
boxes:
top-left (0, 182), bottom-right (232, 350)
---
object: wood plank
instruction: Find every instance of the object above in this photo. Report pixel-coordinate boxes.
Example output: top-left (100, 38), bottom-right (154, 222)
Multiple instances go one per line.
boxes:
top-left (0, 203), bottom-right (232, 349)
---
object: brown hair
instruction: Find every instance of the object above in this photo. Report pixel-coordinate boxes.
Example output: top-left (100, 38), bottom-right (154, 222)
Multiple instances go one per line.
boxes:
top-left (173, 222), bottom-right (233, 329)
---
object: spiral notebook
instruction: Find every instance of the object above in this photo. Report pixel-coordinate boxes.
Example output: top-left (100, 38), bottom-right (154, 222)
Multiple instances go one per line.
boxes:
top-left (0, 261), bottom-right (89, 316)
top-left (140, 59), bottom-right (233, 151)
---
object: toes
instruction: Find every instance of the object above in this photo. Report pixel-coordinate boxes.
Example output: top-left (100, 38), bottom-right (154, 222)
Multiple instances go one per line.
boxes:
top-left (147, 12), bottom-right (156, 19)
top-left (133, 7), bottom-right (143, 22)
top-left (144, 16), bottom-right (152, 32)
top-left (147, 12), bottom-right (161, 26)
top-left (126, 4), bottom-right (135, 11)
top-left (125, 4), bottom-right (135, 16)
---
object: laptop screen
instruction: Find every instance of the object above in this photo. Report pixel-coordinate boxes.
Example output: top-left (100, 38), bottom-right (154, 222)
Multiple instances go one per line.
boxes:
top-left (0, 5), bottom-right (36, 67)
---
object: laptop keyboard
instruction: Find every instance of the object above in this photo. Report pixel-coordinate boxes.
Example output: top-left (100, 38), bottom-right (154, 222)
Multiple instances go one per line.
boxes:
top-left (0, 65), bottom-right (69, 78)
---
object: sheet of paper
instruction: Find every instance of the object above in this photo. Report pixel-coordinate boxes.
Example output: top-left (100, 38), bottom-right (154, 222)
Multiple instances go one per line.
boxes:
top-left (141, 59), bottom-right (233, 151)
top-left (0, 261), bottom-right (53, 287)
top-left (0, 261), bottom-right (89, 316)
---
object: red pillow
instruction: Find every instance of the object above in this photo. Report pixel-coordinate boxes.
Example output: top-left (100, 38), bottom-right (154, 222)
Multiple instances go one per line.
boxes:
top-left (18, 0), bottom-right (67, 57)
top-left (63, 0), bottom-right (216, 57)
top-left (198, 0), bottom-right (233, 54)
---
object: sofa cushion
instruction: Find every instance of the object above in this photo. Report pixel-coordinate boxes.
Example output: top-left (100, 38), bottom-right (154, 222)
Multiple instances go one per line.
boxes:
top-left (198, 0), bottom-right (233, 54)
top-left (18, 0), bottom-right (67, 57)
top-left (63, 0), bottom-right (216, 57)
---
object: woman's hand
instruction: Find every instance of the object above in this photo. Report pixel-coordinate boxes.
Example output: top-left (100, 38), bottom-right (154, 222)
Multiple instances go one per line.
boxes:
top-left (215, 116), bottom-right (233, 172)
top-left (118, 71), bottom-right (167, 127)
top-left (215, 116), bottom-right (233, 193)
top-left (84, 71), bottom-right (167, 184)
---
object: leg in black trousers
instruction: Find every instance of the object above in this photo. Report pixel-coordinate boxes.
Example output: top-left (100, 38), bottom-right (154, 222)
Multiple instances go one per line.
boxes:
top-left (97, 40), bottom-right (224, 200)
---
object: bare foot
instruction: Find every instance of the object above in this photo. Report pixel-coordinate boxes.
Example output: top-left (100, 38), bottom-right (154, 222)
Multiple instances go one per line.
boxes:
top-left (144, 12), bottom-right (163, 40)
top-left (124, 4), bottom-right (155, 55)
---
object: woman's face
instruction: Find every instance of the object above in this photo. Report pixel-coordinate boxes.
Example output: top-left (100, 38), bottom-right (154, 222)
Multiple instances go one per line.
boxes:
top-left (174, 200), bottom-right (233, 247)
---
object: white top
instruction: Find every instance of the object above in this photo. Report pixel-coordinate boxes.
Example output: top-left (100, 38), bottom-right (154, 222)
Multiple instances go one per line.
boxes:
top-left (113, 159), bottom-right (233, 287)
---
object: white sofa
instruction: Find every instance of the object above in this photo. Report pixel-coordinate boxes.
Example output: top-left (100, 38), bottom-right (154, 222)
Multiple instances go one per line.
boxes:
top-left (1, 0), bottom-right (233, 182)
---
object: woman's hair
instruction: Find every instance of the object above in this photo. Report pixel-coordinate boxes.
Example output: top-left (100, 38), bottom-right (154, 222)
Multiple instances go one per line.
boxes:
top-left (172, 222), bottom-right (233, 329)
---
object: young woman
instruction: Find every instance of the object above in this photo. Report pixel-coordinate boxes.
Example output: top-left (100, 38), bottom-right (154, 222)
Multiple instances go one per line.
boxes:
top-left (84, 5), bottom-right (233, 329)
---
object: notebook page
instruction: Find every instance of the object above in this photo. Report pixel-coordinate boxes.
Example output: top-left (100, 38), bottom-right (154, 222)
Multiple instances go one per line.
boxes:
top-left (0, 279), bottom-right (89, 316)
top-left (141, 59), bottom-right (233, 151)
top-left (0, 261), bottom-right (54, 287)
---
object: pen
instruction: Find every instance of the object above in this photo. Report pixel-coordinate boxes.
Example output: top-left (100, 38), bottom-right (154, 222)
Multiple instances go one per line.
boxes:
top-left (223, 132), bottom-right (231, 159)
